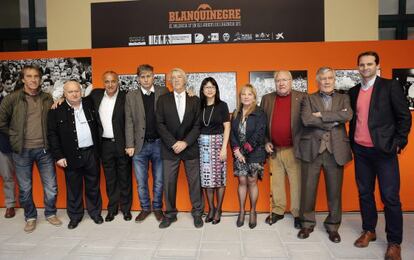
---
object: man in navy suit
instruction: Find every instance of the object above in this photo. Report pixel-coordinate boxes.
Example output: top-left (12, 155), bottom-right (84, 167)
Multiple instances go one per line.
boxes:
top-left (349, 51), bottom-right (411, 260)
top-left (156, 68), bottom-right (203, 229)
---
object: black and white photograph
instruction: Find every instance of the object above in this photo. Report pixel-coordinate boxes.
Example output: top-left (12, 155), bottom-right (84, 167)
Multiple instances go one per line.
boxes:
top-left (249, 70), bottom-right (308, 104)
top-left (118, 73), bottom-right (166, 92)
top-left (0, 57), bottom-right (92, 101)
top-left (393, 68), bottom-right (414, 110)
top-left (335, 69), bottom-right (381, 93)
top-left (186, 72), bottom-right (237, 111)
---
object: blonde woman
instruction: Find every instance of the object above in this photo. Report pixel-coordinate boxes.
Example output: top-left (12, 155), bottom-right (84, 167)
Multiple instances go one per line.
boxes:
top-left (230, 84), bottom-right (267, 229)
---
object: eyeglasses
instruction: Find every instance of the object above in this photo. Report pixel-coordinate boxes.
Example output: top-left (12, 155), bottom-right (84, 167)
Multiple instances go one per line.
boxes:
top-left (276, 79), bottom-right (291, 83)
top-left (204, 86), bottom-right (216, 90)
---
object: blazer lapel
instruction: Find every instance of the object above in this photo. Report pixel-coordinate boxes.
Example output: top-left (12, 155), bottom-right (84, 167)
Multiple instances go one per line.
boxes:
top-left (331, 92), bottom-right (340, 111)
top-left (291, 91), bottom-right (300, 130)
top-left (113, 92), bottom-right (123, 119)
top-left (181, 93), bottom-right (190, 124)
top-left (267, 92), bottom-right (277, 135)
top-left (368, 77), bottom-right (380, 119)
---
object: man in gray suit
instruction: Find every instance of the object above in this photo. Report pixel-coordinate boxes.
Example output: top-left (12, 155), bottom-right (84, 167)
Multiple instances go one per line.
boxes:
top-left (125, 64), bottom-right (168, 223)
top-left (296, 67), bottom-right (353, 243)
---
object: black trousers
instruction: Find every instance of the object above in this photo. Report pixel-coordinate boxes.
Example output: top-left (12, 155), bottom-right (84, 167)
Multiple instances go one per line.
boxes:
top-left (163, 158), bottom-right (204, 219)
top-left (64, 149), bottom-right (102, 221)
top-left (101, 140), bottom-right (132, 213)
top-left (353, 143), bottom-right (403, 244)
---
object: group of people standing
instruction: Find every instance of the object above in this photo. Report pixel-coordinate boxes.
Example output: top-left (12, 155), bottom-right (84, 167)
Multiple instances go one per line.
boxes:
top-left (0, 51), bottom-right (411, 260)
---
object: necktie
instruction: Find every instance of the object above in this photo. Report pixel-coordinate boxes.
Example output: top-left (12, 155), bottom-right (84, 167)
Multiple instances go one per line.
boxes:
top-left (176, 94), bottom-right (183, 123)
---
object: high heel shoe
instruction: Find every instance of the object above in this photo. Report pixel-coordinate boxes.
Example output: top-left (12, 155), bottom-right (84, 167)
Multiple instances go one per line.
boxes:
top-left (212, 210), bottom-right (221, 225)
top-left (249, 211), bottom-right (257, 229)
top-left (205, 209), bottom-right (215, 223)
top-left (236, 212), bottom-right (245, 227)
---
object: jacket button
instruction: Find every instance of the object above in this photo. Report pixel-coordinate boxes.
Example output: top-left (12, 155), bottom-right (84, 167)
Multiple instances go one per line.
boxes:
top-left (78, 156), bottom-right (82, 159)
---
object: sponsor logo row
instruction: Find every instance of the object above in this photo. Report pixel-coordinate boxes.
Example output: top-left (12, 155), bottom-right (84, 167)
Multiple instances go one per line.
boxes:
top-left (128, 32), bottom-right (285, 46)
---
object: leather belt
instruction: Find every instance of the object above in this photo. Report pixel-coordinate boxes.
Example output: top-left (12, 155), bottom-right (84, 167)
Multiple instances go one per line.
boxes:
top-left (102, 137), bottom-right (116, 142)
top-left (78, 146), bottom-right (93, 151)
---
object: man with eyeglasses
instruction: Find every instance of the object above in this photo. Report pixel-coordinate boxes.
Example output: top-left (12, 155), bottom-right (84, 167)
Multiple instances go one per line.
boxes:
top-left (260, 70), bottom-right (307, 229)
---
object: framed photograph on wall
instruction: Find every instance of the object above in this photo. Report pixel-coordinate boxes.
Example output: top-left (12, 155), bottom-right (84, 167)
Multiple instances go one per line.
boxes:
top-left (334, 69), bottom-right (381, 93)
top-left (0, 57), bottom-right (92, 101)
top-left (249, 70), bottom-right (308, 104)
top-left (118, 73), bottom-right (166, 92)
top-left (187, 72), bottom-right (237, 112)
top-left (393, 68), bottom-right (414, 110)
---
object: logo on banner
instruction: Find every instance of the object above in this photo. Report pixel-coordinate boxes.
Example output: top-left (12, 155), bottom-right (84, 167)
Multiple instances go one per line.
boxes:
top-left (275, 32), bottom-right (285, 40)
top-left (208, 33), bottom-right (219, 42)
top-left (254, 32), bottom-right (272, 41)
top-left (148, 34), bottom-right (192, 45)
top-left (194, 33), bottom-right (204, 43)
top-left (128, 36), bottom-right (146, 46)
top-left (233, 32), bottom-right (253, 42)
top-left (223, 33), bottom-right (230, 42)
top-left (168, 4), bottom-right (242, 29)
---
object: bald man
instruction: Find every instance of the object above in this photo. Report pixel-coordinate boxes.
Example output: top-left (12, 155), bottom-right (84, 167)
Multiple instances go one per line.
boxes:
top-left (48, 80), bottom-right (103, 229)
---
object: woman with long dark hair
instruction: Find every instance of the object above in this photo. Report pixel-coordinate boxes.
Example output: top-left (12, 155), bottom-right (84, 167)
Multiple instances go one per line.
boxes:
top-left (198, 77), bottom-right (230, 224)
top-left (231, 84), bottom-right (267, 229)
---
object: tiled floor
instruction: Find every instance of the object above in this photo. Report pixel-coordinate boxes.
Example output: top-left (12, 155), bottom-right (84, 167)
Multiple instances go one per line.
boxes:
top-left (0, 208), bottom-right (413, 259)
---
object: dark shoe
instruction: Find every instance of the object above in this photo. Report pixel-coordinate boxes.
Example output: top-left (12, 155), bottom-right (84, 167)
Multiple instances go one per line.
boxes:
top-left (135, 210), bottom-right (151, 223)
top-left (153, 210), bottom-right (164, 222)
top-left (212, 210), bottom-right (221, 225)
top-left (205, 209), bottom-right (215, 223)
top-left (123, 211), bottom-right (132, 221)
top-left (327, 230), bottom-right (341, 243)
top-left (159, 217), bottom-right (177, 229)
top-left (105, 212), bottom-right (117, 222)
top-left (249, 211), bottom-right (257, 229)
top-left (68, 220), bottom-right (79, 229)
top-left (265, 213), bottom-right (284, 225)
top-left (385, 243), bottom-right (401, 260)
top-left (194, 216), bottom-right (204, 228)
top-left (297, 227), bottom-right (314, 239)
top-left (354, 230), bottom-right (376, 248)
top-left (236, 212), bottom-right (245, 227)
top-left (92, 215), bottom-right (104, 224)
top-left (294, 217), bottom-right (301, 229)
top-left (5, 207), bottom-right (15, 218)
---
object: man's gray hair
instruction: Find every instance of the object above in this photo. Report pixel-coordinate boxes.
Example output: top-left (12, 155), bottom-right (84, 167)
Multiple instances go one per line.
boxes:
top-left (316, 67), bottom-right (335, 82)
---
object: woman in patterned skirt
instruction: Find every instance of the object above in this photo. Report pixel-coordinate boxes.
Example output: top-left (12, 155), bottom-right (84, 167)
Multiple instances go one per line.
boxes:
top-left (198, 77), bottom-right (230, 225)
top-left (231, 84), bottom-right (267, 229)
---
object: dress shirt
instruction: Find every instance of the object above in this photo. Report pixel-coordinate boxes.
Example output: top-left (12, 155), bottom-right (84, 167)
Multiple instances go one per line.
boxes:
top-left (174, 91), bottom-right (186, 123)
top-left (140, 85), bottom-right (155, 96)
top-left (99, 90), bottom-right (118, 138)
top-left (68, 100), bottom-right (94, 148)
top-left (361, 76), bottom-right (376, 90)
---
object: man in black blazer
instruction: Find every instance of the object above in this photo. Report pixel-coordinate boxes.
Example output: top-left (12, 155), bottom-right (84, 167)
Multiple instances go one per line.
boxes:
top-left (48, 80), bottom-right (103, 229)
top-left (89, 71), bottom-right (132, 222)
top-left (349, 51), bottom-right (411, 260)
top-left (156, 68), bottom-right (203, 228)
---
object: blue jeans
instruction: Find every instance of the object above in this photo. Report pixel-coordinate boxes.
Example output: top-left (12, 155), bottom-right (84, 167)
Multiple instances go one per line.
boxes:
top-left (132, 139), bottom-right (163, 210)
top-left (12, 148), bottom-right (58, 221)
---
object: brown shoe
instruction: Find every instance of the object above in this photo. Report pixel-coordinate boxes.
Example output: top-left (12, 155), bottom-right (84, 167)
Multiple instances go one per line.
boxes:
top-left (153, 210), bottom-right (164, 222)
top-left (354, 230), bottom-right (376, 248)
top-left (5, 207), bottom-right (15, 218)
top-left (47, 215), bottom-right (62, 226)
top-left (297, 227), bottom-right (314, 239)
top-left (385, 244), bottom-right (401, 260)
top-left (24, 219), bottom-right (36, 233)
top-left (135, 210), bottom-right (151, 222)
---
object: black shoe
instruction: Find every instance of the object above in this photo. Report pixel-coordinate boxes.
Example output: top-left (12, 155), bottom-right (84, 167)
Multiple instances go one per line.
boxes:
top-left (294, 217), bottom-right (301, 229)
top-left (159, 217), bottom-right (177, 229)
top-left (297, 227), bottom-right (314, 239)
top-left (205, 209), bottom-right (215, 223)
top-left (327, 230), bottom-right (341, 243)
top-left (105, 212), bottom-right (117, 222)
top-left (249, 211), bottom-right (257, 229)
top-left (236, 212), bottom-right (245, 227)
top-left (135, 210), bottom-right (151, 223)
top-left (212, 210), bottom-right (221, 225)
top-left (123, 211), bottom-right (132, 221)
top-left (265, 213), bottom-right (284, 225)
top-left (92, 215), bottom-right (104, 224)
top-left (68, 220), bottom-right (79, 229)
top-left (194, 216), bottom-right (204, 228)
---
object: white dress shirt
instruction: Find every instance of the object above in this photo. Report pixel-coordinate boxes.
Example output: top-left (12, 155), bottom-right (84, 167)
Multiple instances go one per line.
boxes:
top-left (361, 76), bottom-right (377, 90)
top-left (140, 85), bottom-right (155, 95)
top-left (99, 90), bottom-right (118, 138)
top-left (68, 100), bottom-right (94, 148)
top-left (174, 91), bottom-right (186, 123)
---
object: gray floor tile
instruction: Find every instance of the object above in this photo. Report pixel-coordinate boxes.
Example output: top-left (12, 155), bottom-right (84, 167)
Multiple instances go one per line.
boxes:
top-left (199, 241), bottom-right (242, 260)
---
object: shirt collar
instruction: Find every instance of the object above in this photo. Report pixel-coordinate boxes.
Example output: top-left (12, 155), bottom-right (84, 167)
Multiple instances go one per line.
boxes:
top-left (140, 85), bottom-right (155, 95)
top-left (66, 99), bottom-right (82, 110)
top-left (361, 76), bottom-right (377, 90)
top-left (104, 89), bottom-right (119, 98)
top-left (174, 91), bottom-right (185, 98)
top-left (319, 90), bottom-right (335, 97)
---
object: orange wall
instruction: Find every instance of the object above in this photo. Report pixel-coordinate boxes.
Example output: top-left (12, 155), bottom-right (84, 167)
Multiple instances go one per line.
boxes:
top-left (1, 40), bottom-right (413, 212)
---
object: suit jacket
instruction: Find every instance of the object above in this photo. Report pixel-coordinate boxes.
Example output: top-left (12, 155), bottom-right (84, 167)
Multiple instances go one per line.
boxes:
top-left (348, 77), bottom-right (411, 154)
top-left (125, 85), bottom-right (168, 154)
top-left (260, 90), bottom-right (307, 151)
top-left (297, 92), bottom-right (353, 166)
top-left (156, 91), bottom-right (200, 160)
top-left (230, 106), bottom-right (267, 163)
top-left (47, 98), bottom-right (100, 170)
top-left (89, 88), bottom-right (126, 156)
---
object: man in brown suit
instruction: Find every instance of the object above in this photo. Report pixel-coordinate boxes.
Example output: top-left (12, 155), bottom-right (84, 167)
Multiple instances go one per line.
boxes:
top-left (296, 67), bottom-right (352, 243)
top-left (260, 70), bottom-right (307, 229)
